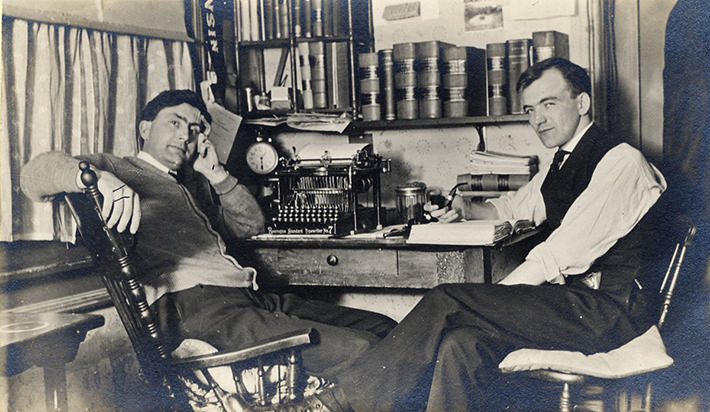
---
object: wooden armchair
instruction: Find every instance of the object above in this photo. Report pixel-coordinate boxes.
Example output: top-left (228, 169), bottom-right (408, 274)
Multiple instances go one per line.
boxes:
top-left (499, 216), bottom-right (697, 412)
top-left (64, 161), bottom-right (318, 412)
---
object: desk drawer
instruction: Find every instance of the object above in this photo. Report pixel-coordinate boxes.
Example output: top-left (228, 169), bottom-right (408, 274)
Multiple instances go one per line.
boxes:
top-left (254, 248), bottom-right (398, 287)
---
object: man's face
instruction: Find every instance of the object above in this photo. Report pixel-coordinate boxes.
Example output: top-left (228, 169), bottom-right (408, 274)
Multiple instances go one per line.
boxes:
top-left (521, 68), bottom-right (588, 149)
top-left (140, 103), bottom-right (202, 170)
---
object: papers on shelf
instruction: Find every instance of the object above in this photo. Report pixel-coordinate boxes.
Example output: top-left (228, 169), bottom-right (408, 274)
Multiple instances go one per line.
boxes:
top-left (468, 150), bottom-right (539, 175)
top-left (286, 112), bottom-right (352, 133)
top-left (244, 112), bottom-right (352, 133)
top-left (406, 219), bottom-right (535, 246)
top-left (245, 116), bottom-right (287, 127)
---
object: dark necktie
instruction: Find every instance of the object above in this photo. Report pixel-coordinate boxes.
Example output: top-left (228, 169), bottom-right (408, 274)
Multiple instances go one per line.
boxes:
top-left (551, 149), bottom-right (569, 172)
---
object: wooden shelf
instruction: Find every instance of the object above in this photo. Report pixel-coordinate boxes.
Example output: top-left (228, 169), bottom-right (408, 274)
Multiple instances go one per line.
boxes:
top-left (345, 114), bottom-right (529, 133)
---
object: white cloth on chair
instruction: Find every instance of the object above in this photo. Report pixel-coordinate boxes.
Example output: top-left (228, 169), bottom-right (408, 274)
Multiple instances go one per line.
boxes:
top-left (499, 326), bottom-right (673, 379)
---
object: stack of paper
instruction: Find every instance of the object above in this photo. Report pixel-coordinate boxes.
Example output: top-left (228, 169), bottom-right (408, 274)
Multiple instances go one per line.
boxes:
top-left (286, 112), bottom-right (352, 133)
top-left (467, 150), bottom-right (538, 175)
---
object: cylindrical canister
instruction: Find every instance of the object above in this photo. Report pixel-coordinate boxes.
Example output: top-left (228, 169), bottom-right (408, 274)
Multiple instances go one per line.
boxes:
top-left (395, 182), bottom-right (427, 224)
top-left (242, 87), bottom-right (255, 112)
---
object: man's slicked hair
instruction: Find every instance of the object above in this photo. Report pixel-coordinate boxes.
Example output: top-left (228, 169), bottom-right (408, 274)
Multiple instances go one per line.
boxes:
top-left (140, 89), bottom-right (212, 124)
top-left (516, 57), bottom-right (591, 98)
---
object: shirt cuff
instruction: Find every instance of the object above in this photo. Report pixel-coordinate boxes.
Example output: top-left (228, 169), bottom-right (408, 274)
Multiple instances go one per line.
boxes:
top-left (486, 197), bottom-right (510, 219)
top-left (526, 242), bottom-right (566, 284)
top-left (211, 174), bottom-right (239, 195)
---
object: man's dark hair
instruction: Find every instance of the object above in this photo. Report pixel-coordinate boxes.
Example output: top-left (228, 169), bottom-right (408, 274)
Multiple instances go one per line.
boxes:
top-left (516, 57), bottom-right (591, 98)
top-left (140, 89), bottom-right (212, 124)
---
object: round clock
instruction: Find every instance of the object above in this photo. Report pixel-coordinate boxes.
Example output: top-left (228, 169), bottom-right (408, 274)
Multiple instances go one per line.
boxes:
top-left (245, 140), bottom-right (279, 175)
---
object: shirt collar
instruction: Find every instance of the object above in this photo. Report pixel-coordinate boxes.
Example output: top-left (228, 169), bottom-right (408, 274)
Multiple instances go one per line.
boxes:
top-left (137, 151), bottom-right (177, 178)
top-left (560, 121), bottom-right (593, 153)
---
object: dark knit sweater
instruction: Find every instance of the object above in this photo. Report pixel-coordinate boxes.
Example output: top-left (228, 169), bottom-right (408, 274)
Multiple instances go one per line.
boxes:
top-left (21, 152), bottom-right (264, 304)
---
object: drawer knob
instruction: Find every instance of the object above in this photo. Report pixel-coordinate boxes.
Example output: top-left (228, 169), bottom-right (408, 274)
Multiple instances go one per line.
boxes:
top-left (326, 255), bottom-right (338, 266)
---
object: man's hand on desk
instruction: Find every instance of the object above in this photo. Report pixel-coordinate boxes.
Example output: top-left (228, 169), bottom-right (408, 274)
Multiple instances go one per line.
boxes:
top-left (95, 171), bottom-right (141, 234)
top-left (424, 196), bottom-right (499, 223)
top-left (425, 196), bottom-right (465, 223)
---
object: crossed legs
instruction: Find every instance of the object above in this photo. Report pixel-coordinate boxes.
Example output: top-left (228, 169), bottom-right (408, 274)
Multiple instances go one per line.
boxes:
top-left (332, 282), bottom-right (638, 412)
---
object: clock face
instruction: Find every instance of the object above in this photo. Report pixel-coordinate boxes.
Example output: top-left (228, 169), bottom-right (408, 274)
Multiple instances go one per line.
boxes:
top-left (245, 141), bottom-right (279, 174)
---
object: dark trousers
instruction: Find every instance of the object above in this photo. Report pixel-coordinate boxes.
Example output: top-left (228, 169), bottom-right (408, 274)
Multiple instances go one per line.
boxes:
top-left (335, 282), bottom-right (643, 412)
top-left (152, 285), bottom-right (397, 377)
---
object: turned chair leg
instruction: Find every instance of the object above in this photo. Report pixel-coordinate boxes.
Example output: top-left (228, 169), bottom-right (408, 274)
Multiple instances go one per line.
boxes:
top-left (643, 382), bottom-right (652, 412)
top-left (560, 382), bottom-right (571, 412)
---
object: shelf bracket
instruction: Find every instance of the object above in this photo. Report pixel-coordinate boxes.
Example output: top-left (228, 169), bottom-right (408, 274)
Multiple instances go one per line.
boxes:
top-left (475, 125), bottom-right (485, 151)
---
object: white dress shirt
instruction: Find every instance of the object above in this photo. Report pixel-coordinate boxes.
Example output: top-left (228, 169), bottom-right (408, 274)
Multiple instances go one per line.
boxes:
top-left (488, 141), bottom-right (667, 284)
top-left (137, 151), bottom-right (177, 180)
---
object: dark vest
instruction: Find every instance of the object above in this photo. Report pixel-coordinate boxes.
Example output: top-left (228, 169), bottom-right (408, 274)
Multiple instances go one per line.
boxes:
top-left (540, 125), bottom-right (649, 294)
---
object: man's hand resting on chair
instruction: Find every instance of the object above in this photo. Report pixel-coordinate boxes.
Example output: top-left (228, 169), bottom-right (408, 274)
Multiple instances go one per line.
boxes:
top-left (93, 170), bottom-right (141, 234)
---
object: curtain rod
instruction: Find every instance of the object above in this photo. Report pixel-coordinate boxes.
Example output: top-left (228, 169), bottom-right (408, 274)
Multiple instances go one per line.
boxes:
top-left (3, 5), bottom-right (194, 43)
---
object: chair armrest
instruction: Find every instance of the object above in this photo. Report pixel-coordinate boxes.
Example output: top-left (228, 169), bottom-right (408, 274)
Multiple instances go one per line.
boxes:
top-left (169, 328), bottom-right (314, 370)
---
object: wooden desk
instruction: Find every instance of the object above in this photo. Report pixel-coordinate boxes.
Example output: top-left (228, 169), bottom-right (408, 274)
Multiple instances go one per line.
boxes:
top-left (231, 231), bottom-right (542, 288)
top-left (1, 311), bottom-right (105, 412)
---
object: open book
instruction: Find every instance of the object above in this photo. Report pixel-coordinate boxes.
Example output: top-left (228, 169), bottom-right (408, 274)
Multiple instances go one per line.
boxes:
top-left (406, 219), bottom-right (535, 246)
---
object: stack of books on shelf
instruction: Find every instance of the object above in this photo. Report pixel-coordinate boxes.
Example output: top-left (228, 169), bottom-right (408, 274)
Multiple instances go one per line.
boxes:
top-left (292, 40), bottom-right (348, 111)
top-left (456, 150), bottom-right (539, 198)
top-left (485, 31), bottom-right (569, 116)
top-left (416, 41), bottom-right (451, 119)
top-left (361, 41), bottom-right (486, 121)
top-left (238, 0), bottom-right (349, 41)
top-left (393, 42), bottom-right (418, 119)
top-left (359, 52), bottom-right (381, 121)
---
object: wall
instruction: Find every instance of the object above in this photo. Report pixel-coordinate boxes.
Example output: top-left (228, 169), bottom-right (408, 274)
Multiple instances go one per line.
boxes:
top-left (613, 0), bottom-right (677, 164)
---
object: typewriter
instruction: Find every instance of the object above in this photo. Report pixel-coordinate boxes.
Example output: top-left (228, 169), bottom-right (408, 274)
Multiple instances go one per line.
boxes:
top-left (266, 142), bottom-right (390, 236)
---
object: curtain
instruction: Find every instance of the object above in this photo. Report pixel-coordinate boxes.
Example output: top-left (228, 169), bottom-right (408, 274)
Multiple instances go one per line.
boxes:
top-left (1, 17), bottom-right (195, 241)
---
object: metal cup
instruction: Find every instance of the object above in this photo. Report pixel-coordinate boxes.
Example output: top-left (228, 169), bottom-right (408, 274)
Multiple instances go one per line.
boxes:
top-left (395, 182), bottom-right (427, 224)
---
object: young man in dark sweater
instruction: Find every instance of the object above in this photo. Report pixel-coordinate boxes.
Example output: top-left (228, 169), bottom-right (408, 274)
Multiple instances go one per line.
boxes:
top-left (280, 58), bottom-right (667, 412)
top-left (21, 90), bottom-right (396, 381)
